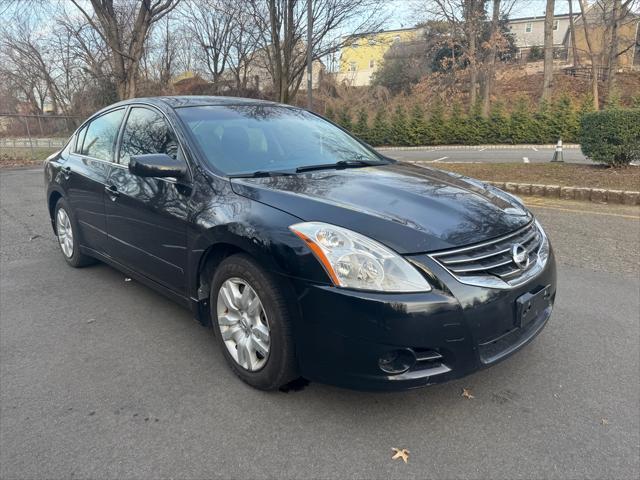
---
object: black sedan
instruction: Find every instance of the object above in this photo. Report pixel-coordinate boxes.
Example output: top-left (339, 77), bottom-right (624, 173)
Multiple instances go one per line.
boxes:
top-left (44, 96), bottom-right (556, 391)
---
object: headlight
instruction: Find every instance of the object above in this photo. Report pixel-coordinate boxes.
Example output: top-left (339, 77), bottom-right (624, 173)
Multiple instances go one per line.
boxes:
top-left (289, 222), bottom-right (431, 292)
top-left (535, 219), bottom-right (550, 264)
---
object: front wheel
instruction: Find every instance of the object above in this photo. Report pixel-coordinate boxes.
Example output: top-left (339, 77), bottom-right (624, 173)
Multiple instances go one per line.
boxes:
top-left (54, 198), bottom-right (95, 268)
top-left (210, 254), bottom-right (297, 390)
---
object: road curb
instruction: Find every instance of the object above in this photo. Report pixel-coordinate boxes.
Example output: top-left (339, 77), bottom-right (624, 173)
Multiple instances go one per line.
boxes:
top-left (487, 181), bottom-right (640, 205)
top-left (377, 144), bottom-right (581, 151)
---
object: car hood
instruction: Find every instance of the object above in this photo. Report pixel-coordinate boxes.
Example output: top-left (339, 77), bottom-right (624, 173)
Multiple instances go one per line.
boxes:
top-left (229, 162), bottom-right (532, 254)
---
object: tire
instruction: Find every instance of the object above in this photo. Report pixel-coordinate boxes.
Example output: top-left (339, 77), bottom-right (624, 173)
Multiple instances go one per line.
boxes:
top-left (210, 253), bottom-right (298, 390)
top-left (53, 198), bottom-right (96, 268)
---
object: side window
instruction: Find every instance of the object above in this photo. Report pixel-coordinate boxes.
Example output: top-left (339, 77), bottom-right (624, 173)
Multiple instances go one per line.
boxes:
top-left (80, 109), bottom-right (125, 161)
top-left (73, 124), bottom-right (88, 154)
top-left (119, 107), bottom-right (179, 165)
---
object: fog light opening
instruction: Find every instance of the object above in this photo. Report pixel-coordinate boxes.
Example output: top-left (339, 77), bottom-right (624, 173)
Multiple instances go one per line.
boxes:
top-left (378, 349), bottom-right (416, 374)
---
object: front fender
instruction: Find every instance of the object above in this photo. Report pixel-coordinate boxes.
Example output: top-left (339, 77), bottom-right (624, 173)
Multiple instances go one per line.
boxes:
top-left (187, 178), bottom-right (332, 300)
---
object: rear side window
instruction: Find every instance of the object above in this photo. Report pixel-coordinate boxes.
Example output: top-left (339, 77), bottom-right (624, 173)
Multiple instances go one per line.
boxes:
top-left (119, 107), bottom-right (179, 165)
top-left (73, 124), bottom-right (88, 154)
top-left (79, 109), bottom-right (125, 162)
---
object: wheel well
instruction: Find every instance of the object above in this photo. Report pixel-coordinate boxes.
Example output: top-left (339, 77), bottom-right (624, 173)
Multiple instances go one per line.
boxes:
top-left (195, 243), bottom-right (245, 326)
top-left (197, 243), bottom-right (245, 299)
top-left (48, 191), bottom-right (63, 229)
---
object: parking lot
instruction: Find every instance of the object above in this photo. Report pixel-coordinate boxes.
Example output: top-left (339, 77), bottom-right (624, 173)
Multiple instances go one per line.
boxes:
top-left (1, 167), bottom-right (639, 479)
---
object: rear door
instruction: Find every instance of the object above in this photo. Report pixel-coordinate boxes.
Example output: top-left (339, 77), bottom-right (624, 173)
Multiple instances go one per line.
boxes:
top-left (104, 106), bottom-right (190, 294)
top-left (64, 108), bottom-right (125, 254)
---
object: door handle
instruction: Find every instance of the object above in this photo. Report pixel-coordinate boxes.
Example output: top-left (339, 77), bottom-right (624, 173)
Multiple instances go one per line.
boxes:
top-left (105, 184), bottom-right (120, 200)
top-left (62, 166), bottom-right (72, 179)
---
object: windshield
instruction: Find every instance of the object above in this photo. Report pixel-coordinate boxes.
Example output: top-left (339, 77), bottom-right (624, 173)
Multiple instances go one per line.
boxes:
top-left (176, 105), bottom-right (385, 176)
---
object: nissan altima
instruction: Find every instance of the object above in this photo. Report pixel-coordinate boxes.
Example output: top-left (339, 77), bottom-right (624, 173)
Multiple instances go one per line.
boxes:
top-left (44, 96), bottom-right (556, 391)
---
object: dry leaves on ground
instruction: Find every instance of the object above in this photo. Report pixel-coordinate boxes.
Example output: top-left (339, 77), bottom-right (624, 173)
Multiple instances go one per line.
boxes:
top-left (391, 448), bottom-right (410, 463)
top-left (461, 388), bottom-right (475, 399)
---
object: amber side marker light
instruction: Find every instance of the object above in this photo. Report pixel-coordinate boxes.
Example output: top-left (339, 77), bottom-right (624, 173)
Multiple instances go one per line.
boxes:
top-left (289, 228), bottom-right (341, 286)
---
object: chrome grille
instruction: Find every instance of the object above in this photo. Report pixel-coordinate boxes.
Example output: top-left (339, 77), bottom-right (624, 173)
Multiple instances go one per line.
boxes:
top-left (430, 222), bottom-right (546, 288)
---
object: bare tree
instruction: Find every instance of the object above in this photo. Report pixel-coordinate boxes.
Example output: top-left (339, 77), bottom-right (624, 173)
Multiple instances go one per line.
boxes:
top-left (541, 0), bottom-right (555, 102)
top-left (577, 0), bottom-right (599, 110)
top-left (181, 0), bottom-right (236, 91)
top-left (568, 0), bottom-right (579, 66)
top-left (153, 17), bottom-right (180, 85)
top-left (69, 0), bottom-right (181, 99)
top-left (226, 7), bottom-right (263, 94)
top-left (480, 0), bottom-right (500, 117)
top-left (0, 21), bottom-right (74, 113)
top-left (604, 0), bottom-right (621, 104)
top-left (56, 10), bottom-right (111, 83)
top-left (247, 0), bottom-right (386, 103)
top-left (464, 0), bottom-right (486, 107)
top-left (604, 0), bottom-right (638, 104)
top-left (425, 0), bottom-right (489, 110)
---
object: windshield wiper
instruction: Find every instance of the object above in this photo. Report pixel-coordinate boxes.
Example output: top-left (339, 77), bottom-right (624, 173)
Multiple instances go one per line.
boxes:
top-left (228, 170), bottom-right (297, 179)
top-left (295, 158), bottom-right (389, 173)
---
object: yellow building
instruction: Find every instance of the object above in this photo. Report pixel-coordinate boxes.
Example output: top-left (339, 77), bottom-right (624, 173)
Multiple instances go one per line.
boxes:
top-left (336, 27), bottom-right (422, 86)
top-left (570, 3), bottom-right (639, 68)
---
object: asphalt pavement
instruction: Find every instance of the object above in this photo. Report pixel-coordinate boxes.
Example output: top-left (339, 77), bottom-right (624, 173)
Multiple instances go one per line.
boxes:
top-left (377, 146), bottom-right (588, 164)
top-left (1, 168), bottom-right (639, 479)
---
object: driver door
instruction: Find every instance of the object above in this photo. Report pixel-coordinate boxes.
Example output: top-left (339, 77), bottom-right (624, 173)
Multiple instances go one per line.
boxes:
top-left (104, 106), bottom-right (190, 294)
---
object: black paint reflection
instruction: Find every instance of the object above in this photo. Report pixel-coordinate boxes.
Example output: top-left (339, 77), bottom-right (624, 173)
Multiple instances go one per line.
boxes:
top-left (231, 162), bottom-right (531, 253)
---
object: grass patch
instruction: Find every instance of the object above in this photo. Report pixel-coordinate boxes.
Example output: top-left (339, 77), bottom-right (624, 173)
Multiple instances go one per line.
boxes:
top-left (0, 147), bottom-right (58, 168)
top-left (433, 162), bottom-right (640, 191)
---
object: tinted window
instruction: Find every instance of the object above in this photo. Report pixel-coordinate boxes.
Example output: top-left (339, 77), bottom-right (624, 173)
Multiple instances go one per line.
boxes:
top-left (80, 109), bottom-right (125, 161)
top-left (119, 107), bottom-right (179, 165)
top-left (176, 105), bottom-right (381, 176)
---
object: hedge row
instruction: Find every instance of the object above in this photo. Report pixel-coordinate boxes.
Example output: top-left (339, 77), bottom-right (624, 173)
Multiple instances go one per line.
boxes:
top-left (325, 96), bottom-right (594, 147)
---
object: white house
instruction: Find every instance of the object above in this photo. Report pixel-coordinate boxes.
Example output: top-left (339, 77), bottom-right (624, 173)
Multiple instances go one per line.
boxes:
top-left (507, 13), bottom-right (574, 57)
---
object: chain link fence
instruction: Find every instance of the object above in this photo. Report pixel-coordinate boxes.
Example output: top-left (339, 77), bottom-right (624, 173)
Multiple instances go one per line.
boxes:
top-left (0, 113), bottom-right (85, 161)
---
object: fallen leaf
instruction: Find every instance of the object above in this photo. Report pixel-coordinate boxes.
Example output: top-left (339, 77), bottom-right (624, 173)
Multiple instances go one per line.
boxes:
top-left (462, 388), bottom-right (475, 399)
top-left (601, 418), bottom-right (609, 425)
top-left (29, 235), bottom-right (41, 241)
top-left (391, 448), bottom-right (409, 463)
top-left (124, 277), bottom-right (132, 282)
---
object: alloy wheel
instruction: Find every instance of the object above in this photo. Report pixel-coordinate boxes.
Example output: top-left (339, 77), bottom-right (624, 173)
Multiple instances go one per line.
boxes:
top-left (216, 277), bottom-right (271, 371)
top-left (56, 208), bottom-right (74, 258)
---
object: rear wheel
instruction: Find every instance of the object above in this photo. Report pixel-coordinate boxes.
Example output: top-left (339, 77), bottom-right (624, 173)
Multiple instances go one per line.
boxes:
top-left (54, 198), bottom-right (95, 268)
top-left (210, 254), bottom-right (297, 390)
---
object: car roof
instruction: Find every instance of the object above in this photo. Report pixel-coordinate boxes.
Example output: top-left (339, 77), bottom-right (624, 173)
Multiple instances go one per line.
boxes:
top-left (122, 95), bottom-right (283, 109)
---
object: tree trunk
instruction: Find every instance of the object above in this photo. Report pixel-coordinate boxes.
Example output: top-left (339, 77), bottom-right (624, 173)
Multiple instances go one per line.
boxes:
top-left (465, 1), bottom-right (478, 110)
top-left (542, 0), bottom-right (555, 102)
top-left (578, 0), bottom-right (600, 110)
top-left (568, 0), bottom-right (579, 66)
top-left (481, 0), bottom-right (500, 117)
top-left (605, 0), bottom-right (621, 105)
top-left (267, 0), bottom-right (284, 102)
top-left (281, 0), bottom-right (295, 104)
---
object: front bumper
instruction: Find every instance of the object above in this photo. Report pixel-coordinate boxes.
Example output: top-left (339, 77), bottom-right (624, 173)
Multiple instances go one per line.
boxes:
top-left (290, 248), bottom-right (556, 391)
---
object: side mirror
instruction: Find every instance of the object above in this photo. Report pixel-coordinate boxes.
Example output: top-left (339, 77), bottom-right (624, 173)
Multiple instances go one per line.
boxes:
top-left (129, 153), bottom-right (187, 179)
